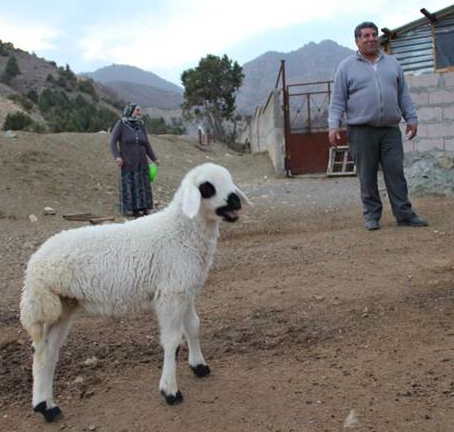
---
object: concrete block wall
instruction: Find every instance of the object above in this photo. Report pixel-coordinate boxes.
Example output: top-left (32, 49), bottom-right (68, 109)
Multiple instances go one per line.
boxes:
top-left (245, 89), bottom-right (286, 174)
top-left (405, 71), bottom-right (454, 152)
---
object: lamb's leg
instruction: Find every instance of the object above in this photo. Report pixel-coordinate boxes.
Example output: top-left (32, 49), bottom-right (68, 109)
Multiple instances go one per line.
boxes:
top-left (32, 306), bottom-right (76, 422)
top-left (183, 300), bottom-right (210, 377)
top-left (156, 299), bottom-right (186, 405)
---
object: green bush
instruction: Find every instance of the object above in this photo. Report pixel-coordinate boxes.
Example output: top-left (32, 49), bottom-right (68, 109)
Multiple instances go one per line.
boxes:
top-left (2, 55), bottom-right (21, 84)
top-left (30, 122), bottom-right (46, 133)
top-left (38, 90), bottom-right (117, 132)
top-left (57, 76), bottom-right (67, 88)
top-left (26, 89), bottom-right (39, 103)
top-left (58, 64), bottom-right (76, 82)
top-left (142, 115), bottom-right (186, 135)
top-left (3, 111), bottom-right (33, 130)
top-left (76, 79), bottom-right (96, 96)
top-left (8, 94), bottom-right (33, 112)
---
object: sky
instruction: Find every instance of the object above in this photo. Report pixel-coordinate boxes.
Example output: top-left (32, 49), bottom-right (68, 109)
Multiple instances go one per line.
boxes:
top-left (0, 0), bottom-right (452, 87)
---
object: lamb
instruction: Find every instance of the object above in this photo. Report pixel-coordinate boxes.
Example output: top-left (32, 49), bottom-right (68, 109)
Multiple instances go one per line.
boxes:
top-left (20, 162), bottom-right (250, 422)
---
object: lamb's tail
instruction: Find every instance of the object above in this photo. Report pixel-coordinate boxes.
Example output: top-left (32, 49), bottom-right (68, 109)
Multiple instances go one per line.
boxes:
top-left (20, 283), bottom-right (63, 343)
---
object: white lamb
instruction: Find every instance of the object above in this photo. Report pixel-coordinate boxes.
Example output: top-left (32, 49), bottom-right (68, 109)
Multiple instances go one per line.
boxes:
top-left (20, 162), bottom-right (250, 422)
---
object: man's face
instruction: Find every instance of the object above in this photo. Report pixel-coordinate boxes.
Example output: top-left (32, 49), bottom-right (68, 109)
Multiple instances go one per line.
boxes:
top-left (355, 27), bottom-right (379, 57)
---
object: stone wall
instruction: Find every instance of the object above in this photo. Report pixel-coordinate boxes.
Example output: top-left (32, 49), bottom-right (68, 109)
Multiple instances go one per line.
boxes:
top-left (405, 71), bottom-right (454, 153)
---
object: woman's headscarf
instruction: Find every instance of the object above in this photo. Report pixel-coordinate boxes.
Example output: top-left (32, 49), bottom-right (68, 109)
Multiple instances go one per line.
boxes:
top-left (122, 103), bottom-right (144, 130)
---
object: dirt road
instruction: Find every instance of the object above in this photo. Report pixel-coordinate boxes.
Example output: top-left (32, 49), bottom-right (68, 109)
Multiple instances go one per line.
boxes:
top-left (1, 132), bottom-right (454, 431)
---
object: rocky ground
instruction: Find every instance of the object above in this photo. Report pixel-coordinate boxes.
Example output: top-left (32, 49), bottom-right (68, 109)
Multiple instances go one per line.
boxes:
top-left (1, 131), bottom-right (454, 432)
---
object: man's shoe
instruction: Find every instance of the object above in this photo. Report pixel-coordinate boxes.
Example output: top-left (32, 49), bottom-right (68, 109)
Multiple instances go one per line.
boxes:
top-left (364, 219), bottom-right (380, 230)
top-left (397, 215), bottom-right (428, 227)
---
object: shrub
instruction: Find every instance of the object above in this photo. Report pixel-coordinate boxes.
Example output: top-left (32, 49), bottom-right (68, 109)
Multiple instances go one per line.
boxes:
top-left (30, 122), bottom-right (46, 133)
top-left (58, 64), bottom-right (76, 82)
top-left (26, 89), bottom-right (39, 103)
top-left (38, 90), bottom-right (118, 133)
top-left (57, 76), bottom-right (67, 88)
top-left (2, 56), bottom-right (21, 84)
top-left (8, 94), bottom-right (33, 112)
top-left (142, 115), bottom-right (186, 135)
top-left (3, 111), bottom-right (33, 130)
top-left (76, 79), bottom-right (96, 96)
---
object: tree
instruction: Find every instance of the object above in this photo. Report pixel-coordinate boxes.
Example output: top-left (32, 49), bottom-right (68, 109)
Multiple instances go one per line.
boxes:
top-left (2, 55), bottom-right (21, 84)
top-left (181, 54), bottom-right (244, 142)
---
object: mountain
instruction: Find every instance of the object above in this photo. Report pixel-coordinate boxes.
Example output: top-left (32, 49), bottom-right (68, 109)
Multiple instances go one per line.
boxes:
top-left (82, 42), bottom-right (353, 115)
top-left (98, 80), bottom-right (183, 110)
top-left (236, 40), bottom-right (355, 114)
top-left (84, 64), bottom-right (183, 93)
top-left (83, 64), bottom-right (183, 110)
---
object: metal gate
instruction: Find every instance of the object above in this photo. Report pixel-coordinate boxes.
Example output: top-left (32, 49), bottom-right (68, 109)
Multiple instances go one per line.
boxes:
top-left (277, 60), bottom-right (348, 176)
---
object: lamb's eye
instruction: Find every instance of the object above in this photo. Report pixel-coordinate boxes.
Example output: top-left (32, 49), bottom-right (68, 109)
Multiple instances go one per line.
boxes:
top-left (199, 182), bottom-right (216, 198)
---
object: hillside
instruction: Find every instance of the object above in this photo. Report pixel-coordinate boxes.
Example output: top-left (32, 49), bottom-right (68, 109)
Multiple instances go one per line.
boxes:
top-left (236, 40), bottom-right (354, 114)
top-left (103, 80), bottom-right (183, 109)
top-left (0, 41), bottom-right (122, 132)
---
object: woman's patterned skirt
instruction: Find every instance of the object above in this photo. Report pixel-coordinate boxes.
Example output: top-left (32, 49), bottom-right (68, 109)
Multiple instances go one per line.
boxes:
top-left (119, 167), bottom-right (153, 214)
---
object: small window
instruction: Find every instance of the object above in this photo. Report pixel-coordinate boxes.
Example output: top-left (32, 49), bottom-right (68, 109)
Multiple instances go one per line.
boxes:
top-left (434, 18), bottom-right (454, 69)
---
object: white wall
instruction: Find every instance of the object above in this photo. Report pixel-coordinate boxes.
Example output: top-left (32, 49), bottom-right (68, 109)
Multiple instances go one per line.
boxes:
top-left (239, 89), bottom-right (286, 174)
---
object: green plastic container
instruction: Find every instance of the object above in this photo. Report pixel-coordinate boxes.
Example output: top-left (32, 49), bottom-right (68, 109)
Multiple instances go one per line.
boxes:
top-left (148, 163), bottom-right (158, 182)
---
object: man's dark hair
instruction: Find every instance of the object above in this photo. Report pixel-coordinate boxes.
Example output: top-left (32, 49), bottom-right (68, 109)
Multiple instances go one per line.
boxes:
top-left (354, 22), bottom-right (379, 39)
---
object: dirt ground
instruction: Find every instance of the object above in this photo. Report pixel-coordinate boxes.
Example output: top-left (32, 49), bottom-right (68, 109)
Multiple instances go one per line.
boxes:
top-left (1, 131), bottom-right (454, 432)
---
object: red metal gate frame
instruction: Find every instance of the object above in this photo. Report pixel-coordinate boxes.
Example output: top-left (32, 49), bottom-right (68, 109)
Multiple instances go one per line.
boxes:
top-left (276, 60), bottom-right (347, 176)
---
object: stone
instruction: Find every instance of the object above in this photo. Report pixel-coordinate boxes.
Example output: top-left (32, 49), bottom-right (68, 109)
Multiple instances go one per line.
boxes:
top-left (4, 130), bottom-right (17, 139)
top-left (434, 154), bottom-right (454, 169)
top-left (344, 409), bottom-right (360, 428)
top-left (28, 214), bottom-right (38, 223)
top-left (84, 356), bottom-right (98, 366)
top-left (43, 206), bottom-right (56, 215)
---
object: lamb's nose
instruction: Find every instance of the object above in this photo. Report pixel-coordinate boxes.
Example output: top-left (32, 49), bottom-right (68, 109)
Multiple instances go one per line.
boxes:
top-left (227, 193), bottom-right (241, 210)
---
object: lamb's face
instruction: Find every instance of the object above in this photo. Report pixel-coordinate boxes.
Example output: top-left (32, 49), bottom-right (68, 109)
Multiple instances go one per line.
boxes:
top-left (182, 163), bottom-right (250, 222)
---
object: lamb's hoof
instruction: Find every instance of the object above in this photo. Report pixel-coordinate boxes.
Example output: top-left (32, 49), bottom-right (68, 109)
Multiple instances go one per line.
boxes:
top-left (33, 401), bottom-right (63, 422)
top-left (191, 364), bottom-right (211, 377)
top-left (161, 390), bottom-right (183, 405)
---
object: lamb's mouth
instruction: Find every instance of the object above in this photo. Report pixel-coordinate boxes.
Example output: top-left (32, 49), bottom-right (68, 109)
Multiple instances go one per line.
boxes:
top-left (216, 207), bottom-right (239, 222)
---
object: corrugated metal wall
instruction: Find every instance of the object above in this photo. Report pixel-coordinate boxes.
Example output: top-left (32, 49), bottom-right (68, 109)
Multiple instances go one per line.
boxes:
top-left (387, 12), bottom-right (454, 74)
top-left (389, 23), bottom-right (434, 74)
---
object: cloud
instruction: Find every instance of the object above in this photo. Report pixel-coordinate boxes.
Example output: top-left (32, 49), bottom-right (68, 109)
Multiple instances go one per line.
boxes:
top-left (0, 16), bottom-right (59, 51)
top-left (76, 0), bottom-right (389, 70)
top-left (73, 0), bottom-right (454, 75)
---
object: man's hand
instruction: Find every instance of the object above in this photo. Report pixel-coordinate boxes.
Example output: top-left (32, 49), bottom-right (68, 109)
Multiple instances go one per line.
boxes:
top-left (405, 124), bottom-right (418, 140)
top-left (328, 129), bottom-right (341, 147)
top-left (115, 157), bottom-right (123, 167)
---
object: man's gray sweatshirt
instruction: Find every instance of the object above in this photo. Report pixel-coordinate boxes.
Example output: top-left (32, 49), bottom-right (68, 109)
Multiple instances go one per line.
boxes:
top-left (328, 51), bottom-right (417, 129)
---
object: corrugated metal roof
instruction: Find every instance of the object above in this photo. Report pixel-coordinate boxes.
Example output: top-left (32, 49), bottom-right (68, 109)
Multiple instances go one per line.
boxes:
top-left (380, 4), bottom-right (454, 37)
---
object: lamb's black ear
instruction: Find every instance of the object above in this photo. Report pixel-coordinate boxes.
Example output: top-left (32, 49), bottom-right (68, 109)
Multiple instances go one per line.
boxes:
top-left (199, 182), bottom-right (216, 199)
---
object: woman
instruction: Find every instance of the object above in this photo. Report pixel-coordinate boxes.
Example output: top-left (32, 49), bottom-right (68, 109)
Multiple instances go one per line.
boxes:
top-left (110, 103), bottom-right (158, 217)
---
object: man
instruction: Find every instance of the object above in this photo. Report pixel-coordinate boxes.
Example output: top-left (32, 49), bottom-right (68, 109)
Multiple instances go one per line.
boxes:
top-left (328, 22), bottom-right (428, 231)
